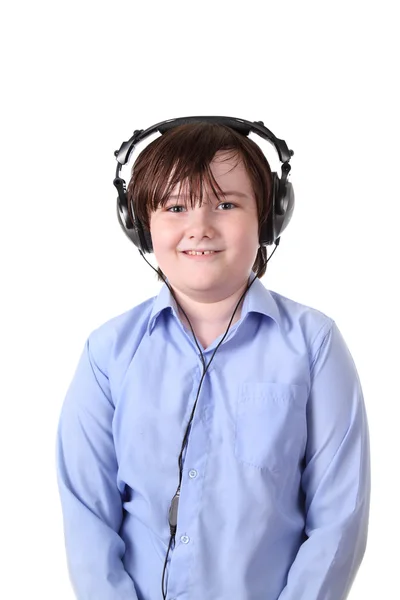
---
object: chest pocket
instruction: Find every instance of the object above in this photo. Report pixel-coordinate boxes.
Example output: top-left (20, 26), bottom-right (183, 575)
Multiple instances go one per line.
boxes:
top-left (234, 382), bottom-right (308, 472)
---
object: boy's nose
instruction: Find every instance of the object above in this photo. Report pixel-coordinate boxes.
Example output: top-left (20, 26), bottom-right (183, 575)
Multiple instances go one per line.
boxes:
top-left (185, 205), bottom-right (215, 237)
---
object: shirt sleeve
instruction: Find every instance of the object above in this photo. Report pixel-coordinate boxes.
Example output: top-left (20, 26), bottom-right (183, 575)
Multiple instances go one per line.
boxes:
top-left (276, 320), bottom-right (371, 600)
top-left (55, 335), bottom-right (139, 600)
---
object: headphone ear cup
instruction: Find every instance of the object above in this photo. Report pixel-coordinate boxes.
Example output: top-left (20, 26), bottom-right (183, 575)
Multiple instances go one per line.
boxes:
top-left (137, 218), bottom-right (153, 254)
top-left (275, 177), bottom-right (295, 239)
top-left (259, 172), bottom-right (295, 246)
top-left (259, 173), bottom-right (278, 246)
top-left (116, 193), bottom-right (154, 253)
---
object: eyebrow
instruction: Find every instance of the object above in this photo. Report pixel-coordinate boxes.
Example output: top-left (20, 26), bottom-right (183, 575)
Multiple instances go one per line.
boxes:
top-left (167, 191), bottom-right (249, 200)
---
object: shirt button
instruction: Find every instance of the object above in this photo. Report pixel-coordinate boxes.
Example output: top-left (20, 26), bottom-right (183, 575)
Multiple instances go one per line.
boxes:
top-left (180, 535), bottom-right (190, 544)
top-left (189, 469), bottom-right (197, 478)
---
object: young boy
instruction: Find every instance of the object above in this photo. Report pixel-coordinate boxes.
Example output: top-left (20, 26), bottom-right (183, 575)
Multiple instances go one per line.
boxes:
top-left (56, 119), bottom-right (370, 600)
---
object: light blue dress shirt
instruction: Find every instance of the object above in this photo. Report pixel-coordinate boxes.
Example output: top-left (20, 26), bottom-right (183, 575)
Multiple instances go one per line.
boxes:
top-left (56, 276), bottom-right (370, 600)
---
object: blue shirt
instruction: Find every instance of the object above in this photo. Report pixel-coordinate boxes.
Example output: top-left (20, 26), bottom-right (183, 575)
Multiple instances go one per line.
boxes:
top-left (56, 276), bottom-right (370, 600)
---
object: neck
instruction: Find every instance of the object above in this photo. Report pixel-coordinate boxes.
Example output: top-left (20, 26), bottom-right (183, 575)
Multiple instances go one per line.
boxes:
top-left (171, 280), bottom-right (250, 331)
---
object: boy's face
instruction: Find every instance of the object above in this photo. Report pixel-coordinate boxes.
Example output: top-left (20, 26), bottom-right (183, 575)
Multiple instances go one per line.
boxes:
top-left (149, 151), bottom-right (260, 302)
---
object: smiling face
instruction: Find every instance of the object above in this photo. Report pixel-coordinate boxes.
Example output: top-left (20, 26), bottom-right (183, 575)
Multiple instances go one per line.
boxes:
top-left (149, 151), bottom-right (260, 303)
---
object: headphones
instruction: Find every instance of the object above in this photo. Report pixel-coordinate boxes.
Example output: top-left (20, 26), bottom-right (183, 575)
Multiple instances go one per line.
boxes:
top-left (113, 116), bottom-right (295, 252)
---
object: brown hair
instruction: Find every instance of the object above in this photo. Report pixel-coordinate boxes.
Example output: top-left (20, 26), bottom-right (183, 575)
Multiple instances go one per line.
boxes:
top-left (127, 122), bottom-right (273, 280)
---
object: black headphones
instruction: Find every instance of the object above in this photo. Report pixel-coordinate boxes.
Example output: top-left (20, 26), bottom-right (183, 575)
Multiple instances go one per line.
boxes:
top-left (113, 116), bottom-right (295, 252)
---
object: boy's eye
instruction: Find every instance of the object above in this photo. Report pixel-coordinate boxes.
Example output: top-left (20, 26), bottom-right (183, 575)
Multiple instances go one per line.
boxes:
top-left (166, 205), bottom-right (186, 213)
top-left (217, 202), bottom-right (236, 210)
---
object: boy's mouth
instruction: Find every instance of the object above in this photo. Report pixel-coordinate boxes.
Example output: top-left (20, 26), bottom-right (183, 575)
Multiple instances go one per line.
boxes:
top-left (183, 250), bottom-right (220, 256)
top-left (181, 250), bottom-right (222, 260)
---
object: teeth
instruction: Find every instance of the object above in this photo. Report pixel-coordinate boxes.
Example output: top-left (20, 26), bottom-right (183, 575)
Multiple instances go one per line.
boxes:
top-left (187, 250), bottom-right (215, 255)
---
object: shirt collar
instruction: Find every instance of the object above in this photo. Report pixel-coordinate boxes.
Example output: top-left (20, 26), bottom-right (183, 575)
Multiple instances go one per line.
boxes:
top-left (147, 274), bottom-right (281, 335)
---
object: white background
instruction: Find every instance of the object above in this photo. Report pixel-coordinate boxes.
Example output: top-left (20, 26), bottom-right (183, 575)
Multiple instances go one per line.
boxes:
top-left (1, 1), bottom-right (398, 598)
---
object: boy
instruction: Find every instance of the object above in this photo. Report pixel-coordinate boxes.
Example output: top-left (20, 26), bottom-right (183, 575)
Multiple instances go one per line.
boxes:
top-left (56, 119), bottom-right (370, 600)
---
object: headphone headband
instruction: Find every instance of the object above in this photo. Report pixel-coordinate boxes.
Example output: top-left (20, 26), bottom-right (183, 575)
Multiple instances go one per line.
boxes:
top-left (114, 116), bottom-right (293, 173)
